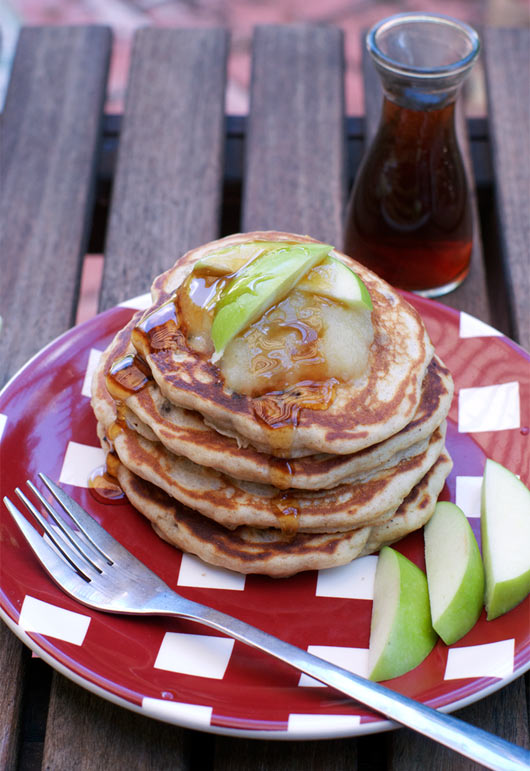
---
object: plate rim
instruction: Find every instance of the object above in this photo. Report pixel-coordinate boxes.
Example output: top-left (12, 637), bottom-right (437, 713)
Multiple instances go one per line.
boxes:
top-left (1, 295), bottom-right (529, 739)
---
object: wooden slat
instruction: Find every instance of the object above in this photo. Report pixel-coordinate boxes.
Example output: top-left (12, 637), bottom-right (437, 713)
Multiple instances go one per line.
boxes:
top-left (358, 49), bottom-right (492, 325)
top-left (216, 24), bottom-right (361, 771)
top-left (0, 625), bottom-right (28, 770)
top-left (391, 679), bottom-right (530, 771)
top-left (214, 735), bottom-right (357, 771)
top-left (483, 27), bottom-right (530, 351)
top-left (43, 27), bottom-right (228, 770)
top-left (43, 677), bottom-right (193, 771)
top-left (242, 24), bottom-right (345, 245)
top-left (0, 26), bottom-right (111, 770)
top-left (99, 27), bottom-right (228, 311)
top-left (0, 26), bottom-right (112, 384)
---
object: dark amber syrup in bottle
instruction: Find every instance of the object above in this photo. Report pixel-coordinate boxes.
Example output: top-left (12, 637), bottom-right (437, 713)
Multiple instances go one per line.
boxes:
top-left (345, 98), bottom-right (472, 295)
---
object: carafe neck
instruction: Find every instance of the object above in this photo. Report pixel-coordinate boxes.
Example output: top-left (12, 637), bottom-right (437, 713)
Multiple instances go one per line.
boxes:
top-left (368, 13), bottom-right (480, 112)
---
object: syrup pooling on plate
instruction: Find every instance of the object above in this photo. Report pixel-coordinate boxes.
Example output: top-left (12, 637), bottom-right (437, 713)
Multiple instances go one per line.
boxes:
top-left (88, 461), bottom-right (125, 503)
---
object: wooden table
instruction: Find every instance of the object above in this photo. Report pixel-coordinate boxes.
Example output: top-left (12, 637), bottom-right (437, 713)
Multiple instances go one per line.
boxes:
top-left (1, 23), bottom-right (529, 770)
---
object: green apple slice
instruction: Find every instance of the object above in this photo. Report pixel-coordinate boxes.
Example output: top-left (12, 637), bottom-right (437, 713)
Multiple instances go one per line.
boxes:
top-left (424, 502), bottom-right (484, 645)
top-left (194, 241), bottom-right (289, 275)
top-left (210, 242), bottom-right (332, 361)
top-left (481, 459), bottom-right (530, 620)
top-left (297, 255), bottom-right (373, 310)
top-left (368, 546), bottom-right (437, 681)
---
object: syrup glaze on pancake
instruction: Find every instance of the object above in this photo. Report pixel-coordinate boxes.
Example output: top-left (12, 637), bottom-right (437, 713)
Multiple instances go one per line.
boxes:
top-left (99, 420), bottom-right (446, 533)
top-left (133, 232), bottom-right (434, 457)
top-left (91, 315), bottom-right (452, 489)
top-left (116, 449), bottom-right (452, 577)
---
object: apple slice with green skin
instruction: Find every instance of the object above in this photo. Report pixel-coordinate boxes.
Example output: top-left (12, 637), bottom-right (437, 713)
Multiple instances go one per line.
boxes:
top-left (481, 459), bottom-right (530, 620)
top-left (424, 502), bottom-right (484, 645)
top-left (210, 242), bottom-right (332, 361)
top-left (368, 546), bottom-right (437, 681)
top-left (297, 255), bottom-right (373, 310)
top-left (194, 241), bottom-right (289, 276)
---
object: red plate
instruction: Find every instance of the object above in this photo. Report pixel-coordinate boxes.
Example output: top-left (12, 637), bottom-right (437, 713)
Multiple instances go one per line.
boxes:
top-left (1, 294), bottom-right (529, 738)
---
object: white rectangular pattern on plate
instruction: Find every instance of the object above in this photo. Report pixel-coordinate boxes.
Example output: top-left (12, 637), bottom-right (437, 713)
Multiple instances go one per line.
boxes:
top-left (18, 595), bottom-right (91, 645)
top-left (154, 632), bottom-right (235, 678)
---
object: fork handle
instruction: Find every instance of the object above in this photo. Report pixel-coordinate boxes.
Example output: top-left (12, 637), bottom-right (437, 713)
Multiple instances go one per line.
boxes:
top-left (147, 590), bottom-right (528, 771)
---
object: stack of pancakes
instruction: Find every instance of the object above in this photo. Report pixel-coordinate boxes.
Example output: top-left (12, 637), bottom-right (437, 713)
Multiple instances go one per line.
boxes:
top-left (91, 232), bottom-right (453, 577)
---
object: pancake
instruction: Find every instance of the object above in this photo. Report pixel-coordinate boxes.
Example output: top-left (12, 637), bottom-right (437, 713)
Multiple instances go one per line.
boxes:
top-left (134, 232), bottom-right (434, 457)
top-left (100, 421), bottom-right (447, 533)
top-left (116, 449), bottom-right (452, 577)
top-left (91, 315), bottom-right (453, 489)
top-left (90, 230), bottom-right (454, 577)
top-left (359, 450), bottom-right (453, 555)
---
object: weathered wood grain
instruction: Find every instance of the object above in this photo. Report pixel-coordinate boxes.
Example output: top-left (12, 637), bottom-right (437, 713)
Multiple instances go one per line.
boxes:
top-left (43, 675), bottom-right (193, 771)
top-left (357, 48), bottom-right (492, 325)
top-left (242, 24), bottom-right (346, 245)
top-left (0, 26), bottom-right (111, 385)
top-left (0, 625), bottom-right (28, 770)
top-left (0, 26), bottom-right (110, 770)
top-left (213, 735), bottom-right (357, 771)
top-left (483, 27), bottom-right (530, 351)
top-left (99, 27), bottom-right (228, 311)
top-left (391, 678), bottom-right (530, 770)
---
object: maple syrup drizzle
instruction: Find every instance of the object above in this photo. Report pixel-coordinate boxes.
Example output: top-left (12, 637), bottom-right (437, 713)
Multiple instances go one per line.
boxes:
top-left (106, 354), bottom-right (152, 401)
top-left (253, 379), bottom-right (338, 434)
top-left (271, 491), bottom-right (300, 537)
top-left (131, 295), bottom-right (184, 358)
top-left (269, 458), bottom-right (294, 490)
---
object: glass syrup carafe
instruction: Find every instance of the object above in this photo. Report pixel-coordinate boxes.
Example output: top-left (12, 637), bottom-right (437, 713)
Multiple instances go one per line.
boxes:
top-left (344, 13), bottom-right (480, 297)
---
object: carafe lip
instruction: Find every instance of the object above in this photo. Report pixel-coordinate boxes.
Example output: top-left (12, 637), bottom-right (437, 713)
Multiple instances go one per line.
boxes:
top-left (367, 12), bottom-right (480, 80)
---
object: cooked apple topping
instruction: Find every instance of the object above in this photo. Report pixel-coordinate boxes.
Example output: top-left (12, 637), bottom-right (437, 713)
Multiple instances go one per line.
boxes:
top-left (176, 241), bottom-right (374, 397)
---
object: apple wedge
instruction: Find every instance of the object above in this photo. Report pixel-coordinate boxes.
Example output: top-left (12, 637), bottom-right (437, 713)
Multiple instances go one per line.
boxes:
top-left (194, 241), bottom-right (288, 275)
top-left (481, 459), bottom-right (530, 620)
top-left (368, 547), bottom-right (437, 681)
top-left (424, 502), bottom-right (484, 645)
top-left (297, 255), bottom-right (373, 310)
top-left (210, 242), bottom-right (332, 361)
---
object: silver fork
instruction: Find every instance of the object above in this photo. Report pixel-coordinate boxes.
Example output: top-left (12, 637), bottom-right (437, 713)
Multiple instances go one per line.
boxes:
top-left (4, 474), bottom-right (529, 771)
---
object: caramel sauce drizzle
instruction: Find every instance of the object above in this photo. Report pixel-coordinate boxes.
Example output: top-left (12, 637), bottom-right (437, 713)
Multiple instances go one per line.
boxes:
top-left (253, 379), bottom-right (338, 431)
top-left (269, 458), bottom-right (294, 490)
top-left (131, 295), bottom-right (185, 358)
top-left (271, 491), bottom-right (300, 537)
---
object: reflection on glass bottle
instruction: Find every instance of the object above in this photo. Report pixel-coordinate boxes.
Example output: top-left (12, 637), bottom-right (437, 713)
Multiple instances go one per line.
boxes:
top-left (344, 13), bottom-right (480, 297)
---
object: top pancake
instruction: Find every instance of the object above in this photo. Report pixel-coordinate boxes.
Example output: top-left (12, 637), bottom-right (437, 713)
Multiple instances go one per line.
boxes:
top-left (91, 314), bottom-right (453, 490)
top-left (135, 232), bottom-right (434, 457)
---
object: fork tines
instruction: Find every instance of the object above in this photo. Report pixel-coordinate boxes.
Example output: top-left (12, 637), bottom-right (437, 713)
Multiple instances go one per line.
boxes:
top-left (4, 473), bottom-right (111, 581)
